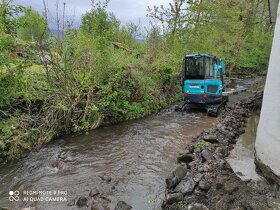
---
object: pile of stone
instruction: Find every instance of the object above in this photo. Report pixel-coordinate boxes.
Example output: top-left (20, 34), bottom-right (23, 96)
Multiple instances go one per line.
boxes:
top-left (162, 92), bottom-right (272, 210)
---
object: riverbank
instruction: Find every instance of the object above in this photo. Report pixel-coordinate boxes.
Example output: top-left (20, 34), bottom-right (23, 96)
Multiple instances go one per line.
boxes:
top-left (0, 57), bottom-right (181, 162)
top-left (162, 87), bottom-right (277, 209)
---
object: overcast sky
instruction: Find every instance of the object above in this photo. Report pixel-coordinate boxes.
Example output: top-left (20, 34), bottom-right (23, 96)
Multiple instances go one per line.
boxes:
top-left (13, 0), bottom-right (171, 28)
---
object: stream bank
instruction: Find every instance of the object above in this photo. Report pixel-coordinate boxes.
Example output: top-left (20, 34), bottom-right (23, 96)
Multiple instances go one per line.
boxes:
top-left (0, 108), bottom-right (217, 210)
top-left (162, 89), bottom-right (280, 210)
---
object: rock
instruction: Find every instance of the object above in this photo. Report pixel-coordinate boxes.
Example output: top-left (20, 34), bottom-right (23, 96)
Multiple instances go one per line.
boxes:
top-left (166, 164), bottom-right (188, 189)
top-left (216, 182), bottom-right (224, 190)
top-left (214, 147), bottom-right (223, 154)
top-left (188, 160), bottom-right (199, 168)
top-left (89, 189), bottom-right (100, 197)
top-left (166, 176), bottom-right (179, 189)
top-left (239, 127), bottom-right (245, 134)
top-left (213, 153), bottom-right (223, 159)
top-left (217, 123), bottom-right (223, 128)
top-left (215, 159), bottom-right (227, 170)
top-left (185, 195), bottom-right (196, 204)
top-left (177, 154), bottom-right (193, 164)
top-left (76, 196), bottom-right (88, 207)
top-left (188, 203), bottom-right (209, 210)
top-left (114, 201), bottom-right (132, 210)
top-left (173, 163), bottom-right (188, 180)
top-left (228, 138), bottom-right (237, 144)
top-left (193, 173), bottom-right (204, 183)
top-left (67, 199), bottom-right (76, 206)
top-left (198, 179), bottom-right (211, 191)
top-left (192, 153), bottom-right (200, 161)
top-left (222, 139), bottom-right (229, 146)
top-left (186, 145), bottom-right (195, 153)
top-left (203, 135), bottom-right (219, 143)
top-left (194, 148), bottom-right (202, 153)
top-left (197, 164), bottom-right (211, 173)
top-left (227, 132), bottom-right (235, 140)
top-left (201, 150), bottom-right (214, 161)
top-left (175, 178), bottom-right (196, 195)
top-left (193, 188), bottom-right (207, 198)
top-left (219, 128), bottom-right (229, 135)
top-left (166, 193), bottom-right (184, 205)
top-left (54, 160), bottom-right (64, 169)
top-left (240, 201), bottom-right (253, 210)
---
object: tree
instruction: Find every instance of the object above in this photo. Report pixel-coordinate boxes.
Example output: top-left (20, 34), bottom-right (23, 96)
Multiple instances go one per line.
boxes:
top-left (81, 0), bottom-right (120, 42)
top-left (17, 7), bottom-right (48, 43)
top-left (147, 0), bottom-right (188, 36)
top-left (0, 0), bottom-right (24, 34)
top-left (0, 1), bottom-right (25, 67)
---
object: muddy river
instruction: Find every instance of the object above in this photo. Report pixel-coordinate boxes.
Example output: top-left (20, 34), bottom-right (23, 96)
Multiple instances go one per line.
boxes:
top-left (0, 111), bottom-right (217, 210)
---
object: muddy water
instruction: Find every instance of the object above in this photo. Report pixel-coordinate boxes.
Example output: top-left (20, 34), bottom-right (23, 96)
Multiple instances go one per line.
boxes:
top-left (227, 113), bottom-right (261, 182)
top-left (0, 111), bottom-right (216, 210)
top-left (227, 113), bottom-right (280, 209)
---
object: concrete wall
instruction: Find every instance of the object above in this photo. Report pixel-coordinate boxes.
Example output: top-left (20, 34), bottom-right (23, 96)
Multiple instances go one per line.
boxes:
top-left (255, 1), bottom-right (280, 184)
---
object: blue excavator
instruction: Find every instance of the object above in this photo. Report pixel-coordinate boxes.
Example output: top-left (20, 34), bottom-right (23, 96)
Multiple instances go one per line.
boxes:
top-left (175, 54), bottom-right (228, 116)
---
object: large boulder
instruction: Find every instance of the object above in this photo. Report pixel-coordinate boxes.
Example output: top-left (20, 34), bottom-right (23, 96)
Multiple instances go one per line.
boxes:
top-left (166, 164), bottom-right (188, 189)
top-left (203, 135), bottom-right (219, 143)
top-left (201, 150), bottom-right (214, 162)
top-left (177, 153), bottom-right (193, 164)
top-left (76, 196), bottom-right (88, 207)
top-left (198, 179), bottom-right (211, 191)
top-left (166, 193), bottom-right (184, 205)
top-left (175, 178), bottom-right (196, 195)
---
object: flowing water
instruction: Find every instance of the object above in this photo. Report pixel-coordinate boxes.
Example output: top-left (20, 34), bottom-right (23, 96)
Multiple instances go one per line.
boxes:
top-left (0, 111), bottom-right (217, 210)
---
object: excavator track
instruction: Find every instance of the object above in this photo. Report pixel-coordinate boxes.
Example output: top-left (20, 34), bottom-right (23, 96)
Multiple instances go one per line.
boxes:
top-left (207, 95), bottom-right (229, 117)
top-left (175, 95), bottom-right (229, 117)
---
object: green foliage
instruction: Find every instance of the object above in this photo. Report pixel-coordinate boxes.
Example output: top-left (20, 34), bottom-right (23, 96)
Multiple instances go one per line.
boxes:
top-left (0, 0), bottom-right (24, 34)
top-left (81, 0), bottom-right (120, 46)
top-left (148, 0), bottom-right (272, 72)
top-left (17, 7), bottom-right (48, 43)
top-left (195, 140), bottom-right (208, 149)
top-left (236, 26), bottom-right (272, 71)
